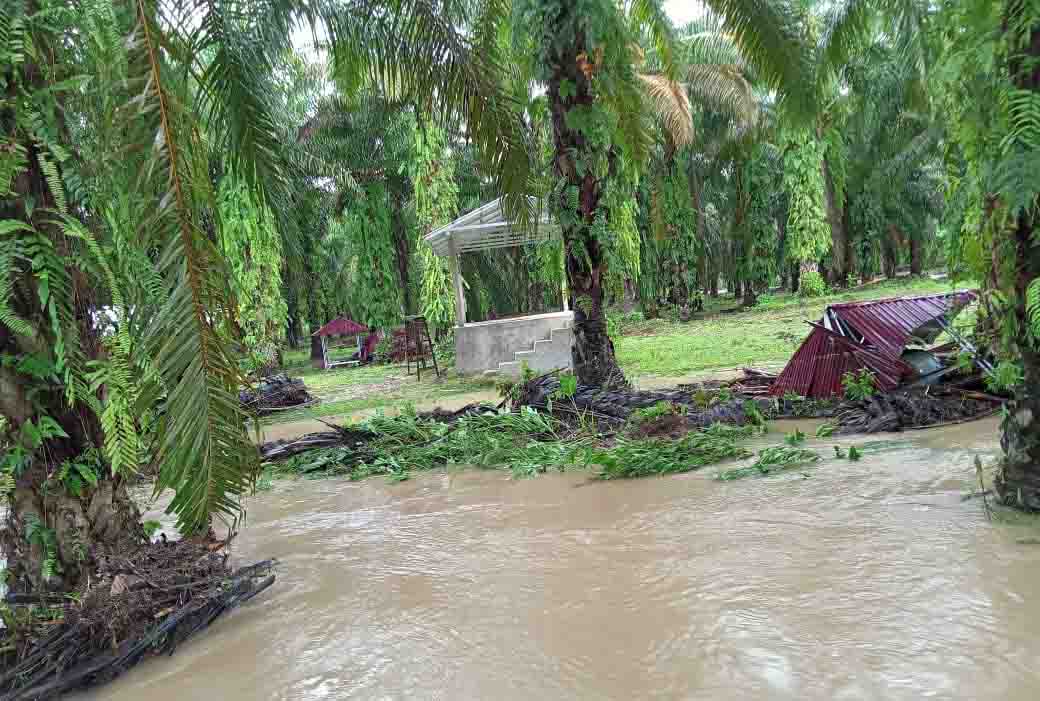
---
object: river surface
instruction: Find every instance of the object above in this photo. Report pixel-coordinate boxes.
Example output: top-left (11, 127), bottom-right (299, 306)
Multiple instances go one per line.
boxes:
top-left (82, 416), bottom-right (1040, 700)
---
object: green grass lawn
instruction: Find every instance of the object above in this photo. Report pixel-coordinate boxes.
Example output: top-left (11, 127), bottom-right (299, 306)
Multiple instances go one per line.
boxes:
top-left (269, 349), bottom-right (497, 424)
top-left (616, 276), bottom-right (972, 378)
top-left (269, 276), bottom-right (975, 425)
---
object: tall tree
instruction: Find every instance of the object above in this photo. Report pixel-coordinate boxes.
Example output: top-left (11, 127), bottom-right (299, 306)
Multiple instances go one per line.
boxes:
top-left (511, 0), bottom-right (688, 385)
top-left (938, 0), bottom-right (1040, 508)
top-left (0, 0), bottom-right (288, 590)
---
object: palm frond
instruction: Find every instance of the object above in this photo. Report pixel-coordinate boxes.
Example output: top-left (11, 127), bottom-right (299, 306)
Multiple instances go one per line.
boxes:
top-left (639, 74), bottom-right (694, 147)
top-left (628, 0), bottom-right (679, 79)
top-left (131, 0), bottom-right (258, 534)
top-left (702, 0), bottom-right (814, 118)
top-left (327, 0), bottom-right (534, 229)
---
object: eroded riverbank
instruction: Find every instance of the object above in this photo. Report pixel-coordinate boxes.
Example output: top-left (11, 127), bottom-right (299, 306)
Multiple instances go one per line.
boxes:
top-left (80, 417), bottom-right (1040, 700)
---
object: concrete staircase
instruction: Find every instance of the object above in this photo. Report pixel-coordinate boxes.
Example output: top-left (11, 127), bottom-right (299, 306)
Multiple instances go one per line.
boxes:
top-left (485, 324), bottom-right (573, 378)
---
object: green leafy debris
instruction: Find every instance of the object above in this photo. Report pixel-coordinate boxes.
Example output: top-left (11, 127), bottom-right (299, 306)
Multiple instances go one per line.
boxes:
top-left (716, 446), bottom-right (821, 481)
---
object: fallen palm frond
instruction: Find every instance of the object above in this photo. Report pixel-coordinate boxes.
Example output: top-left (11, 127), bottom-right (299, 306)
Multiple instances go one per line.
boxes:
top-left (590, 429), bottom-right (751, 480)
top-left (263, 408), bottom-right (760, 483)
top-left (265, 406), bottom-right (584, 481)
top-left (715, 446), bottom-right (821, 480)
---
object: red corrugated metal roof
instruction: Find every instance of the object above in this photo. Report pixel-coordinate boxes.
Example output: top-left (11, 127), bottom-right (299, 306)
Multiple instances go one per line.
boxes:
top-left (828, 291), bottom-right (976, 358)
top-left (314, 317), bottom-right (368, 337)
top-left (770, 290), bottom-right (976, 399)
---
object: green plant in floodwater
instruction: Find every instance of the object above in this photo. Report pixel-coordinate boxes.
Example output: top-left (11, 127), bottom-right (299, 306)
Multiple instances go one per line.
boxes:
top-left (716, 446), bottom-right (820, 480)
top-left (742, 400), bottom-right (768, 432)
top-left (842, 369), bottom-right (877, 401)
top-left (816, 422), bottom-right (836, 438)
top-left (554, 372), bottom-right (578, 399)
top-left (142, 520), bottom-right (163, 539)
top-left (847, 445), bottom-right (862, 461)
top-left (279, 407), bottom-right (580, 482)
top-left (591, 430), bottom-right (751, 480)
top-left (629, 400), bottom-right (685, 425)
top-left (255, 469), bottom-right (274, 492)
top-left (985, 360), bottom-right (1023, 394)
top-left (784, 429), bottom-right (807, 445)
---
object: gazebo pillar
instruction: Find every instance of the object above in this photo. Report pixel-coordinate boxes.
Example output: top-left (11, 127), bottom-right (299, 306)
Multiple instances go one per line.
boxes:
top-left (449, 240), bottom-right (466, 326)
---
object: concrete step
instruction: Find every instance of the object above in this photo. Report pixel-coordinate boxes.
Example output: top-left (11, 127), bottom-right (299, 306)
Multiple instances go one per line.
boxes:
top-left (497, 360), bottom-right (522, 376)
top-left (550, 326), bottom-right (573, 344)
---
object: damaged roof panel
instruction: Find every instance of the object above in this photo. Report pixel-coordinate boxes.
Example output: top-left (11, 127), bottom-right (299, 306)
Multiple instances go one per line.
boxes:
top-left (770, 290), bottom-right (977, 399)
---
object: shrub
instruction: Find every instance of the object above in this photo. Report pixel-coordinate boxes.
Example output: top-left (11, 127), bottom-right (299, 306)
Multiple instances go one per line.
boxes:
top-left (841, 369), bottom-right (877, 401)
top-left (799, 270), bottom-right (828, 297)
top-left (606, 309), bottom-right (645, 337)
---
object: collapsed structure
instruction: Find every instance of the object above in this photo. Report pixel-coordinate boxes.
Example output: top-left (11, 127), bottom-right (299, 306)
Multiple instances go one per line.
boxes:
top-left (770, 290), bottom-right (978, 399)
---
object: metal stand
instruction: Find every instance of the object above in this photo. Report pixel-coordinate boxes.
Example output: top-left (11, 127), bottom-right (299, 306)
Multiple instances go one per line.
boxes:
top-left (405, 315), bottom-right (440, 381)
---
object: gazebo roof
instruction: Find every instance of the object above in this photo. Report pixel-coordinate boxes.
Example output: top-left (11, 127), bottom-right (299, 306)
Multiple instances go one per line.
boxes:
top-left (313, 317), bottom-right (368, 337)
top-left (424, 197), bottom-right (556, 257)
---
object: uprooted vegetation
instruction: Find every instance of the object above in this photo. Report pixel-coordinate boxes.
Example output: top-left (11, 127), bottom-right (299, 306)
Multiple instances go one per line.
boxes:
top-left (715, 446), bottom-right (822, 481)
top-left (0, 541), bottom-right (274, 700)
top-left (258, 367), bottom-right (1003, 487)
top-left (260, 401), bottom-right (770, 483)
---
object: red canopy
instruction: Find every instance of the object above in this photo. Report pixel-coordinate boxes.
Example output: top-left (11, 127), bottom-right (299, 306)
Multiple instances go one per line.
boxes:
top-left (770, 290), bottom-right (977, 399)
top-left (313, 317), bottom-right (368, 337)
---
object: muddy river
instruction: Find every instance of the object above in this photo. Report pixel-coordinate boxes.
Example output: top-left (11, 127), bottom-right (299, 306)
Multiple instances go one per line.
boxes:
top-left (82, 416), bottom-right (1040, 700)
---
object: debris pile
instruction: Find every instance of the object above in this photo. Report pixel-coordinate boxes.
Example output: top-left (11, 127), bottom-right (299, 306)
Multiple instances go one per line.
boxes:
top-left (515, 374), bottom-right (769, 429)
top-left (833, 387), bottom-right (1002, 434)
top-left (1, 540), bottom-right (274, 700)
top-left (239, 373), bottom-right (315, 416)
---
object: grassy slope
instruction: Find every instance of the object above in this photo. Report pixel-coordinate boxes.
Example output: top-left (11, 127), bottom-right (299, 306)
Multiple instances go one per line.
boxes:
top-left (269, 277), bottom-right (973, 425)
top-left (617, 277), bottom-right (968, 378)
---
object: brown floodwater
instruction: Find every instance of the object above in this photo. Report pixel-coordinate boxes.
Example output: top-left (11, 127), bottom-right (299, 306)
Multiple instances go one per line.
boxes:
top-left (81, 416), bottom-right (1040, 700)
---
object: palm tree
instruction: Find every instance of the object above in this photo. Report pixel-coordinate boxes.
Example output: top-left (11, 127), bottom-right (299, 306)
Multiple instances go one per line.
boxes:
top-left (933, 0), bottom-right (1040, 508)
top-left (1, 0), bottom-right (269, 590)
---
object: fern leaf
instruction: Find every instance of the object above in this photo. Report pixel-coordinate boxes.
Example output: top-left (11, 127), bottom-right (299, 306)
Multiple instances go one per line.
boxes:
top-left (0, 221), bottom-right (35, 338)
top-left (1027, 278), bottom-right (1040, 341)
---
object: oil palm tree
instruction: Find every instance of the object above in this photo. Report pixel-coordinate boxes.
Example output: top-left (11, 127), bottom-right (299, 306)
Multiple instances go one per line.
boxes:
top-left (935, 0), bottom-right (1040, 509)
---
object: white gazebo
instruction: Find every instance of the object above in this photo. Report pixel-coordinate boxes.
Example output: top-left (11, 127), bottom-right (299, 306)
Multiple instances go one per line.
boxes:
top-left (424, 197), bottom-right (574, 376)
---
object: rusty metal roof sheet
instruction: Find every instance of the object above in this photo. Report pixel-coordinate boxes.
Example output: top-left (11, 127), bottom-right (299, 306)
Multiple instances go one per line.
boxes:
top-left (770, 290), bottom-right (977, 399)
top-left (313, 317), bottom-right (368, 337)
top-left (827, 291), bottom-right (976, 357)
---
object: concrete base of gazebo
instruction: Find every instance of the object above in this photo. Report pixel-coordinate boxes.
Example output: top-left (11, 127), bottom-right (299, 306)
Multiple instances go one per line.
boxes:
top-left (455, 311), bottom-right (573, 376)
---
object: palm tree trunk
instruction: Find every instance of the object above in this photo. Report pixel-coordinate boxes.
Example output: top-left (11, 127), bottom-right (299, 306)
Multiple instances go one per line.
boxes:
top-left (0, 267), bottom-right (142, 594)
top-left (546, 18), bottom-right (625, 387)
top-left (909, 232), bottom-right (924, 276)
top-left (842, 194), bottom-right (856, 281)
top-left (1, 35), bottom-right (144, 592)
top-left (995, 213), bottom-right (1040, 508)
top-left (391, 202), bottom-right (413, 316)
top-left (821, 152), bottom-right (850, 286)
top-left (995, 10), bottom-right (1040, 508)
top-left (310, 322), bottom-right (325, 368)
